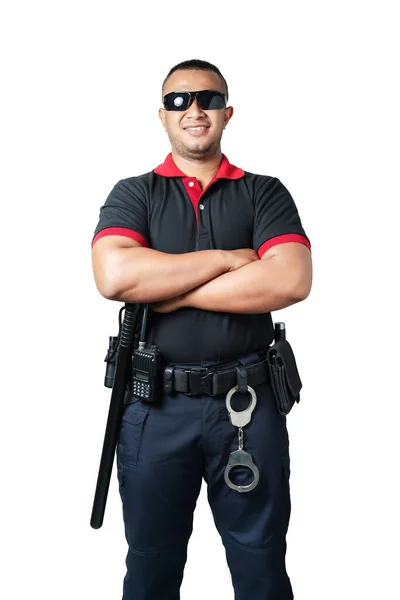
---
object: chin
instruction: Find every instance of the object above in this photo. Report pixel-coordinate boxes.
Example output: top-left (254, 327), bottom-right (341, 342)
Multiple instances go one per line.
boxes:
top-left (188, 147), bottom-right (212, 156)
top-left (185, 140), bottom-right (217, 156)
top-left (172, 138), bottom-right (219, 159)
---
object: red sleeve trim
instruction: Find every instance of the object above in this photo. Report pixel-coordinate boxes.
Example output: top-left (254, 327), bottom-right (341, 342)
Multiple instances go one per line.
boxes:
top-left (258, 234), bottom-right (311, 258)
top-left (91, 227), bottom-right (149, 248)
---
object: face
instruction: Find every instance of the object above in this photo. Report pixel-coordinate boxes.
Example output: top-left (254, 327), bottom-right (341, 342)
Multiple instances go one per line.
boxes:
top-left (159, 69), bottom-right (234, 160)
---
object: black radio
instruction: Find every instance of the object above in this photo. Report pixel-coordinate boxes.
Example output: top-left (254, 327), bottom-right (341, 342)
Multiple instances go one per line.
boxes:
top-left (132, 344), bottom-right (163, 403)
top-left (130, 304), bottom-right (163, 404)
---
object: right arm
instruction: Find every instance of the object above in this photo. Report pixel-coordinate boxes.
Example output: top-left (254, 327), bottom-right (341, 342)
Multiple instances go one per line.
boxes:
top-left (92, 236), bottom-right (257, 303)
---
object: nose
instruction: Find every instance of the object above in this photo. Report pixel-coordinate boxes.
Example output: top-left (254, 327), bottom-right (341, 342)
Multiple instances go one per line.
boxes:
top-left (186, 98), bottom-right (205, 116)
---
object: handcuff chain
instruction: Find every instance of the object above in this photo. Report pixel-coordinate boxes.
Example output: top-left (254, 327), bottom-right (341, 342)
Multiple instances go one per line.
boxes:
top-left (238, 427), bottom-right (244, 450)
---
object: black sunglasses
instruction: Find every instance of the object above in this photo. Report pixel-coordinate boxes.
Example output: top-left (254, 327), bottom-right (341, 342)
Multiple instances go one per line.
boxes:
top-left (163, 89), bottom-right (227, 111)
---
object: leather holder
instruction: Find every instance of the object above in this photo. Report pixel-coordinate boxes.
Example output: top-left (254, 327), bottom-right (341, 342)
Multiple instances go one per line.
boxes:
top-left (267, 339), bottom-right (302, 415)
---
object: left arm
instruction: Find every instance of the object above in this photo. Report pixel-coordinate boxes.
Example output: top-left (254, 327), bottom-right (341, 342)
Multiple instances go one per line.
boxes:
top-left (152, 242), bottom-right (312, 314)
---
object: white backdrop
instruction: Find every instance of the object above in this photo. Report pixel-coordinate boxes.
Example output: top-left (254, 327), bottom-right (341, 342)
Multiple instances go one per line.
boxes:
top-left (1, 1), bottom-right (399, 598)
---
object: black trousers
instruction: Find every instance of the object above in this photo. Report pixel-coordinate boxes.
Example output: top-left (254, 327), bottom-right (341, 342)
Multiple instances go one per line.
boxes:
top-left (116, 380), bottom-right (293, 599)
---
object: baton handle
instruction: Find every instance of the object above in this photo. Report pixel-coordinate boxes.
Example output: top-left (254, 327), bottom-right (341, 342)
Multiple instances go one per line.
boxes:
top-left (274, 321), bottom-right (286, 341)
top-left (90, 303), bottom-right (139, 529)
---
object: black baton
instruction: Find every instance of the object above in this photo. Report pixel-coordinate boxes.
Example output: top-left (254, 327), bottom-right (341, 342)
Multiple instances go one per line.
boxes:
top-left (90, 303), bottom-right (140, 529)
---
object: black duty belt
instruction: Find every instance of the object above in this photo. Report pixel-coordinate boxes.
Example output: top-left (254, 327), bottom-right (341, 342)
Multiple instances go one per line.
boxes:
top-left (163, 353), bottom-right (271, 397)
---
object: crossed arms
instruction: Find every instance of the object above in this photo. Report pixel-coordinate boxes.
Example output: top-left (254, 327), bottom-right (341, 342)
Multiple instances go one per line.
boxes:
top-left (91, 236), bottom-right (312, 314)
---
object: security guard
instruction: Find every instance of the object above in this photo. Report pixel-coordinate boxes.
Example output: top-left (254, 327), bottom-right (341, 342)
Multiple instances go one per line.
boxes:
top-left (91, 58), bottom-right (312, 600)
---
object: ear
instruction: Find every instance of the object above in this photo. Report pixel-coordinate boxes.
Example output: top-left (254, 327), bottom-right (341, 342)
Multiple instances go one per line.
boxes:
top-left (158, 107), bottom-right (167, 130)
top-left (224, 105), bottom-right (234, 127)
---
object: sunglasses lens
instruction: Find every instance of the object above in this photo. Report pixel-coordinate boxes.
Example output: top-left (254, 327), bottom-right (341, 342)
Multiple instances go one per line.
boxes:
top-left (197, 91), bottom-right (226, 110)
top-left (164, 92), bottom-right (190, 111)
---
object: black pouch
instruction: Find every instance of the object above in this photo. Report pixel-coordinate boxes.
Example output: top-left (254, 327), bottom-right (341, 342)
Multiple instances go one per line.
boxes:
top-left (267, 339), bottom-right (302, 415)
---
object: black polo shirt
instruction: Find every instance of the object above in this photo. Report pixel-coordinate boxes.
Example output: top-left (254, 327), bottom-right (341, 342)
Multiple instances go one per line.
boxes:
top-left (92, 153), bottom-right (311, 363)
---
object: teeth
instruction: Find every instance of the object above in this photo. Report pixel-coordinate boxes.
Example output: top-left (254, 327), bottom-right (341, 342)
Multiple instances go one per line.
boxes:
top-left (187, 126), bottom-right (207, 131)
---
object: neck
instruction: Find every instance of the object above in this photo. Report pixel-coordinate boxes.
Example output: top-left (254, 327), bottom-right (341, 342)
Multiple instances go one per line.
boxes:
top-left (172, 150), bottom-right (223, 181)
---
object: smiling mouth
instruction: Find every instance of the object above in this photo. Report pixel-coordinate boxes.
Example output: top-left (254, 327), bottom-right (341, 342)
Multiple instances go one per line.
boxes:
top-left (184, 126), bottom-right (210, 136)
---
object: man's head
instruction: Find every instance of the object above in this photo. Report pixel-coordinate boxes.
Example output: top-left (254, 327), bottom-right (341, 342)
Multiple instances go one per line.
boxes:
top-left (159, 59), bottom-right (233, 161)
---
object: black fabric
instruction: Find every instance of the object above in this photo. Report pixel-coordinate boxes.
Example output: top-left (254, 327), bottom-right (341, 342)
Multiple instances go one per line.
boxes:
top-left (92, 170), bottom-right (309, 363)
top-left (93, 177), bottom-right (149, 243)
top-left (248, 175), bottom-right (308, 253)
top-left (117, 387), bottom-right (293, 598)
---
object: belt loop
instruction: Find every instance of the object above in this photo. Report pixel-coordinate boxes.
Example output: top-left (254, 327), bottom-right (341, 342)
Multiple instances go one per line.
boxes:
top-left (236, 365), bottom-right (248, 394)
top-left (163, 365), bottom-right (175, 394)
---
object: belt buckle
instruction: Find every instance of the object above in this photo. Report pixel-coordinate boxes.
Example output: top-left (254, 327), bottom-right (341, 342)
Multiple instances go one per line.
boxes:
top-left (188, 368), bottom-right (214, 396)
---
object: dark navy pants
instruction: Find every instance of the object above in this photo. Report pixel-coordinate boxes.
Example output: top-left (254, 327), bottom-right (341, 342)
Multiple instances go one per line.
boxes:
top-left (116, 379), bottom-right (293, 600)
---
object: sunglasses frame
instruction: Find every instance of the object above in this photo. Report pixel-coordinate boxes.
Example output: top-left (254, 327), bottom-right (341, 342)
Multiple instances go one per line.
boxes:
top-left (162, 89), bottom-right (227, 111)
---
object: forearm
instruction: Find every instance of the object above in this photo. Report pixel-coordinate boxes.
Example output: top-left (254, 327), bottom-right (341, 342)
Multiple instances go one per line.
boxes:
top-left (182, 257), bottom-right (307, 314)
top-left (106, 247), bottom-right (228, 303)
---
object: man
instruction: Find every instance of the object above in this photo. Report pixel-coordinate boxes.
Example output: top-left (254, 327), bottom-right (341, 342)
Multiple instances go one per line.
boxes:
top-left (91, 58), bottom-right (312, 600)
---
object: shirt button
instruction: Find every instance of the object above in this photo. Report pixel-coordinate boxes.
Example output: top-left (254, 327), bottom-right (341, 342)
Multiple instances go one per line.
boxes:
top-left (188, 181), bottom-right (195, 187)
top-left (199, 204), bottom-right (204, 210)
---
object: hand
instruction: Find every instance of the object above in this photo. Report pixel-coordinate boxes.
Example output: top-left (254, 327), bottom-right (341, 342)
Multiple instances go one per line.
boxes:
top-left (226, 248), bottom-right (260, 272)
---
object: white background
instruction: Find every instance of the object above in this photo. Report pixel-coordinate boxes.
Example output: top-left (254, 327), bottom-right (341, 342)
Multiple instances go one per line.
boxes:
top-left (1, 1), bottom-right (399, 598)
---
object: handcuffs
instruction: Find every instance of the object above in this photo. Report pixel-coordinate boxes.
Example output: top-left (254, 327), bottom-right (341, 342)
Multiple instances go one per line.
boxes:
top-left (224, 365), bottom-right (260, 493)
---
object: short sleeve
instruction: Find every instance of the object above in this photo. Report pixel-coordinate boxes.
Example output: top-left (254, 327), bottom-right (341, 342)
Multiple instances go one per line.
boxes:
top-left (91, 178), bottom-right (149, 248)
top-left (253, 177), bottom-right (311, 257)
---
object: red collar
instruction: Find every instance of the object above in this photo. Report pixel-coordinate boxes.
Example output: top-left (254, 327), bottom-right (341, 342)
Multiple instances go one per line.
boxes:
top-left (154, 153), bottom-right (245, 180)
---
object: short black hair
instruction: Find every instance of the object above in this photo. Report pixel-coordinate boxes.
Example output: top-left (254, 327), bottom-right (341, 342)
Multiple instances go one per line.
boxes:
top-left (162, 59), bottom-right (229, 102)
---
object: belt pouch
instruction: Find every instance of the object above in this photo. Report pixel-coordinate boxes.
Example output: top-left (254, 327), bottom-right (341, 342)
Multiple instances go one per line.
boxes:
top-left (267, 339), bottom-right (302, 415)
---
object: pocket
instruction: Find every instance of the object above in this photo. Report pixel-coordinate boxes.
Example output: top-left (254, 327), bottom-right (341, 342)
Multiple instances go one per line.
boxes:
top-left (117, 402), bottom-right (150, 468)
top-left (116, 463), bottom-right (132, 544)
